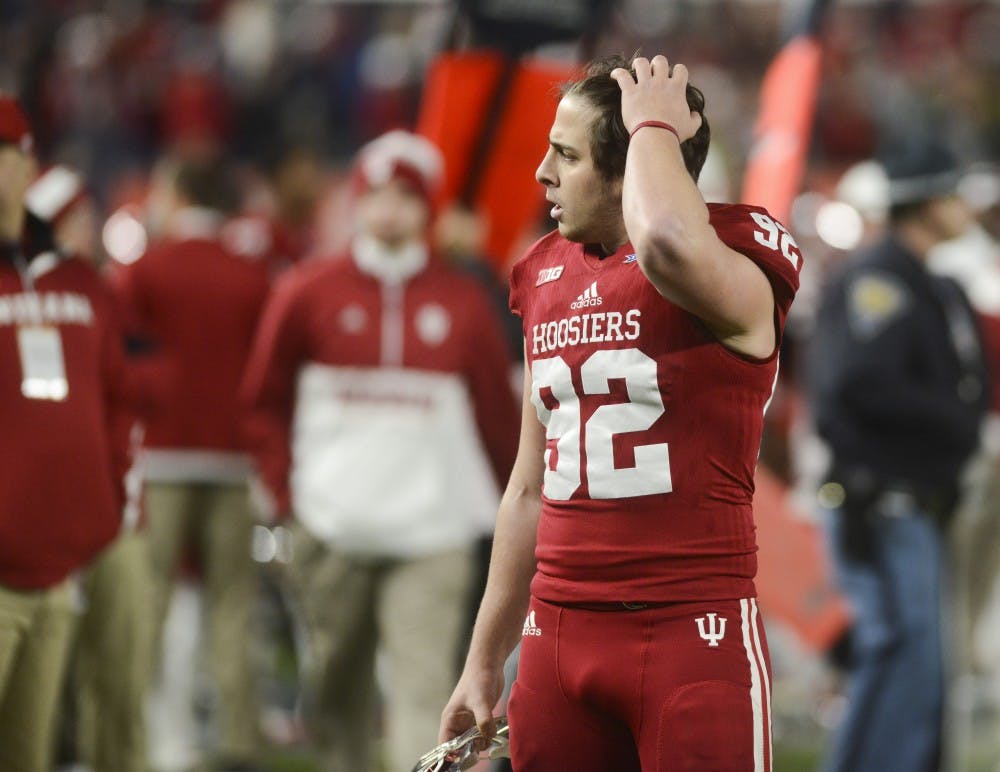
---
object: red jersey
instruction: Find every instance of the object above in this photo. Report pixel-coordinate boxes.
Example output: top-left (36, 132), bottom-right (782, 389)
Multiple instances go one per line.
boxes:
top-left (111, 210), bottom-right (272, 480)
top-left (509, 203), bottom-right (801, 603)
top-left (0, 252), bottom-right (131, 589)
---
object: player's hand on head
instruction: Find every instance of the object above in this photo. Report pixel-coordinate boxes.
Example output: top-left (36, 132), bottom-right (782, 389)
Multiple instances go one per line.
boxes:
top-left (610, 54), bottom-right (703, 143)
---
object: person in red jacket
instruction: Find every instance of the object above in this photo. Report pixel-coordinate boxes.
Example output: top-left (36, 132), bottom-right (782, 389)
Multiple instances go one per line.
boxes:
top-left (25, 162), bottom-right (153, 772)
top-left (0, 95), bottom-right (132, 772)
top-left (241, 130), bottom-right (520, 771)
top-left (111, 155), bottom-right (272, 771)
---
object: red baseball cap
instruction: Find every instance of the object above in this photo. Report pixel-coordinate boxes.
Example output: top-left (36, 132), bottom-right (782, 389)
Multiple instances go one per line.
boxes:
top-left (0, 94), bottom-right (33, 153)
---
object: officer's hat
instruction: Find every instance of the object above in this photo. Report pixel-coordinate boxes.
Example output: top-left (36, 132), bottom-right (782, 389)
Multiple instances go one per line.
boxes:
top-left (878, 134), bottom-right (962, 206)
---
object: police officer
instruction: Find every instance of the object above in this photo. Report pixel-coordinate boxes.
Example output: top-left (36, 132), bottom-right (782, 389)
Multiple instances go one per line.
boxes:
top-left (806, 135), bottom-right (989, 772)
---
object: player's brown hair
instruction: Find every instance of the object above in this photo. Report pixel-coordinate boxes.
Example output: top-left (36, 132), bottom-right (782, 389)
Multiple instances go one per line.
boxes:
top-left (562, 53), bottom-right (711, 184)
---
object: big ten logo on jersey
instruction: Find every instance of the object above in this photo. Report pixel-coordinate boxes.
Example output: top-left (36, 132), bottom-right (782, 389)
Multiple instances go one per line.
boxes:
top-left (750, 211), bottom-right (801, 270)
top-left (536, 265), bottom-right (564, 286)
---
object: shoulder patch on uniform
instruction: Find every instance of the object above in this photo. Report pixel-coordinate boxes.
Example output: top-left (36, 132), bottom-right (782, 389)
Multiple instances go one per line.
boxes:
top-left (847, 272), bottom-right (910, 339)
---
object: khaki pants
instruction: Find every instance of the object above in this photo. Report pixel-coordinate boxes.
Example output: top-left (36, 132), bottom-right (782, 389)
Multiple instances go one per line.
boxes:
top-left (285, 524), bottom-right (474, 772)
top-left (947, 450), bottom-right (1000, 767)
top-left (75, 530), bottom-right (154, 772)
top-left (0, 580), bottom-right (77, 772)
top-left (145, 480), bottom-right (259, 760)
top-left (950, 451), bottom-right (1000, 674)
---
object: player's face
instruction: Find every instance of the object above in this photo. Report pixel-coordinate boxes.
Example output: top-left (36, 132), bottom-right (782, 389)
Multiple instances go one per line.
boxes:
top-left (535, 95), bottom-right (627, 252)
top-left (357, 178), bottom-right (431, 248)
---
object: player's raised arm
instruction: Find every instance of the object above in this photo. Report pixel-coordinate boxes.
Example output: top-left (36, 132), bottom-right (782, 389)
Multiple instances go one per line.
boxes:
top-left (611, 55), bottom-right (776, 359)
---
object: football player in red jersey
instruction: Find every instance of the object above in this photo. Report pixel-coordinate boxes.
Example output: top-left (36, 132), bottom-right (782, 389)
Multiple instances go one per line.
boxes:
top-left (438, 54), bottom-right (801, 771)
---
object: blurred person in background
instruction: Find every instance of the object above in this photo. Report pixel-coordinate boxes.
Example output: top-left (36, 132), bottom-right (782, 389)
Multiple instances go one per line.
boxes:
top-left (240, 129), bottom-right (519, 772)
top-left (439, 53), bottom-right (801, 770)
top-left (806, 135), bottom-right (989, 772)
top-left (227, 145), bottom-right (327, 282)
top-left (0, 95), bottom-right (133, 772)
top-left (264, 144), bottom-right (325, 269)
top-left (25, 164), bottom-right (153, 772)
top-left (924, 166), bottom-right (1000, 766)
top-left (434, 202), bottom-right (524, 364)
top-left (111, 155), bottom-right (272, 772)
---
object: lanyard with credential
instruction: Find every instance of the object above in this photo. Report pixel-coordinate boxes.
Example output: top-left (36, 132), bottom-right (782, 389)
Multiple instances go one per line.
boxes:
top-left (13, 251), bottom-right (69, 401)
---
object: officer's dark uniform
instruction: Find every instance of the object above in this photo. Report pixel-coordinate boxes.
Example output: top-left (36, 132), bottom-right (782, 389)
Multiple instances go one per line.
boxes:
top-left (807, 223), bottom-right (989, 770)
top-left (810, 234), bottom-right (988, 512)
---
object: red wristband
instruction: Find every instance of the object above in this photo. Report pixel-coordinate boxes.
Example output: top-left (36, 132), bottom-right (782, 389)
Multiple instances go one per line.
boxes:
top-left (629, 120), bottom-right (680, 143)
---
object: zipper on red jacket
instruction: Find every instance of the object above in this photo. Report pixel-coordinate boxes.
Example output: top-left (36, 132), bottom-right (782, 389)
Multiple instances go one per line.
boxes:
top-left (381, 281), bottom-right (404, 366)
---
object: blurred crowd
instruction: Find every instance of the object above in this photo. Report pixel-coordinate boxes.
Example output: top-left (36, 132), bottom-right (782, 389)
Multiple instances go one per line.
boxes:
top-left (1, 0), bottom-right (1000, 771)
top-left (2, 0), bottom-right (996, 267)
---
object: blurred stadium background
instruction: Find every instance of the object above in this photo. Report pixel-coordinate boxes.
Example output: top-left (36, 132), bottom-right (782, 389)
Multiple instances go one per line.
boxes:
top-left (2, 0), bottom-right (998, 770)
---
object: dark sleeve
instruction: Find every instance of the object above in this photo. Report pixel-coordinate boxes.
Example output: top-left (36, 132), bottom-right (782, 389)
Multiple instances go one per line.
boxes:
top-left (810, 271), bottom-right (981, 454)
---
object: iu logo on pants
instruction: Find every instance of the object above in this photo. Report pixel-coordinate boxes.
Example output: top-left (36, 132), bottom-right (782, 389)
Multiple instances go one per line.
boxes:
top-left (696, 612), bottom-right (727, 647)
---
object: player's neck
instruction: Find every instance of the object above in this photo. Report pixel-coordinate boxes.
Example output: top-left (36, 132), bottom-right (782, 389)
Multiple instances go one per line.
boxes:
top-left (594, 233), bottom-right (628, 258)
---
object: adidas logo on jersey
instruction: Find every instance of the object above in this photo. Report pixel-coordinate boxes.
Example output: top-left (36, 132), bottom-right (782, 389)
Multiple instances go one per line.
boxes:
top-left (522, 609), bottom-right (542, 637)
top-left (570, 281), bottom-right (602, 309)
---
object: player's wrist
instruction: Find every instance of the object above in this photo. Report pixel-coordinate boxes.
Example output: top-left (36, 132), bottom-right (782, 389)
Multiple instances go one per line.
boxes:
top-left (629, 120), bottom-right (681, 143)
top-left (463, 647), bottom-right (506, 673)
